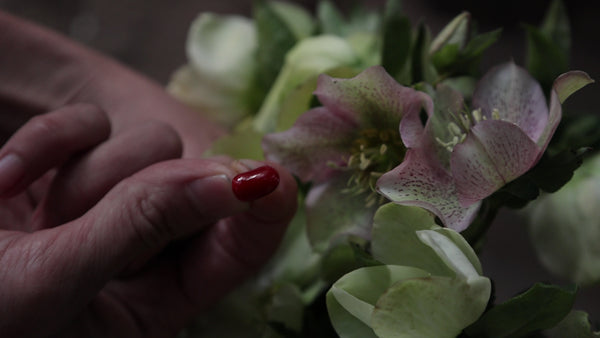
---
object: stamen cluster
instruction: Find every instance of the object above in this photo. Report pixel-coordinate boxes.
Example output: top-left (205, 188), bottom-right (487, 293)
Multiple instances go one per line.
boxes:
top-left (342, 128), bottom-right (406, 207)
top-left (436, 108), bottom-right (501, 152)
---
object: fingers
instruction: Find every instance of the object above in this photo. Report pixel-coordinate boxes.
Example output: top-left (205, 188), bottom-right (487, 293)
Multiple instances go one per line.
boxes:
top-left (0, 159), bottom-right (236, 334)
top-left (30, 120), bottom-right (182, 229)
top-left (0, 158), bottom-right (297, 335)
top-left (0, 103), bottom-right (111, 198)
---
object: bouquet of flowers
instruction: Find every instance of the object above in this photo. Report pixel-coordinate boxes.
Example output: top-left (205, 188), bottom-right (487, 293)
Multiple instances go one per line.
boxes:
top-left (169, 0), bottom-right (598, 337)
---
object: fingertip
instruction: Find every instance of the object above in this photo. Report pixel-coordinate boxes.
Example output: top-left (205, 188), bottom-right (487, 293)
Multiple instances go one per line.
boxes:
top-left (245, 162), bottom-right (298, 224)
top-left (0, 153), bottom-right (25, 197)
top-left (0, 104), bottom-right (111, 197)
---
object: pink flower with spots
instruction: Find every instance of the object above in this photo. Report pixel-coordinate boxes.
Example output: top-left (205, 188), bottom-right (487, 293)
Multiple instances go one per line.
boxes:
top-left (377, 62), bottom-right (593, 231)
top-left (262, 66), bottom-right (430, 251)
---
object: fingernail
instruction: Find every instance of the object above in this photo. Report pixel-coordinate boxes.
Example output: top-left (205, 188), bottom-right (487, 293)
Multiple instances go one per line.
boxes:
top-left (232, 166), bottom-right (280, 201)
top-left (0, 153), bottom-right (25, 196)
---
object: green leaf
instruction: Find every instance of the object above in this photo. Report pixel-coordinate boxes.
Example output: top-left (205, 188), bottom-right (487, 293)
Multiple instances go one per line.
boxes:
top-left (529, 147), bottom-right (588, 193)
top-left (465, 283), bottom-right (577, 337)
top-left (317, 0), bottom-right (346, 36)
top-left (552, 114), bottom-right (600, 155)
top-left (206, 118), bottom-right (265, 160)
top-left (431, 43), bottom-right (460, 73)
top-left (371, 204), bottom-right (454, 276)
top-left (462, 28), bottom-right (501, 59)
top-left (320, 241), bottom-right (368, 284)
top-left (347, 3), bottom-right (381, 35)
top-left (544, 310), bottom-right (600, 338)
top-left (440, 76), bottom-right (476, 100)
top-left (253, 1), bottom-right (312, 96)
top-left (457, 28), bottom-right (502, 75)
top-left (381, 0), bottom-right (412, 81)
top-left (269, 1), bottom-right (314, 40)
top-left (430, 11), bottom-right (470, 54)
top-left (326, 265), bottom-right (430, 338)
top-left (540, 0), bottom-right (571, 60)
top-left (494, 174), bottom-right (540, 208)
top-left (524, 24), bottom-right (568, 91)
top-left (371, 276), bottom-right (491, 338)
top-left (266, 283), bottom-right (305, 333)
top-left (410, 22), bottom-right (433, 83)
top-left (256, 199), bottom-right (326, 298)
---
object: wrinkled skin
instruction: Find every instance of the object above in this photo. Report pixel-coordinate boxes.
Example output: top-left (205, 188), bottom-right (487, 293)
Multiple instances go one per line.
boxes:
top-left (0, 12), bottom-right (297, 337)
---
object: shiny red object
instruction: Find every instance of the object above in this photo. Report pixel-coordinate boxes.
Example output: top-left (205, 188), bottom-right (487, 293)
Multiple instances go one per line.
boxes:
top-left (232, 165), bottom-right (280, 201)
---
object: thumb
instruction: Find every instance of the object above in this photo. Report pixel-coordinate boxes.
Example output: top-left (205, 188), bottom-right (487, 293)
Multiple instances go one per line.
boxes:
top-left (179, 160), bottom-right (299, 309)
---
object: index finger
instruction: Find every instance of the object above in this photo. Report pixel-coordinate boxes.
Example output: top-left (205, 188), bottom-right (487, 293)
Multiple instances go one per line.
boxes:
top-left (0, 103), bottom-right (110, 197)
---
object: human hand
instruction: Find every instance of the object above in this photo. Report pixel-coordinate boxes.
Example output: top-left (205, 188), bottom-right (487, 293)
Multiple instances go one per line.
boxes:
top-left (0, 11), bottom-right (298, 337)
top-left (0, 103), bottom-right (297, 337)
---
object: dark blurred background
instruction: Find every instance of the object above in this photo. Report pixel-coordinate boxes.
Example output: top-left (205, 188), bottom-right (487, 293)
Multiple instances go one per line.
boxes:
top-left (1, 0), bottom-right (599, 327)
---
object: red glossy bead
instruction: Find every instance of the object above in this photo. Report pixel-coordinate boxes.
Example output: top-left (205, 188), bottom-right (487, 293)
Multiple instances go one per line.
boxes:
top-left (232, 165), bottom-right (280, 201)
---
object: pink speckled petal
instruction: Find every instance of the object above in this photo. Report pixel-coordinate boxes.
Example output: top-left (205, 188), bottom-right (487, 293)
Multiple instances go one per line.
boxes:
top-left (536, 70), bottom-right (594, 154)
top-left (451, 120), bottom-right (541, 206)
top-left (315, 66), bottom-right (428, 130)
top-left (472, 62), bottom-right (547, 141)
top-left (377, 150), bottom-right (480, 231)
top-left (399, 91), bottom-right (434, 148)
top-left (262, 106), bottom-right (357, 183)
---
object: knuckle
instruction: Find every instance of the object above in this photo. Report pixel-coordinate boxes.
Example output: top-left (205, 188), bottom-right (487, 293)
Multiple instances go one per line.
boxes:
top-left (125, 185), bottom-right (176, 250)
top-left (25, 103), bottom-right (110, 149)
top-left (138, 120), bottom-right (183, 157)
top-left (27, 113), bottom-right (65, 144)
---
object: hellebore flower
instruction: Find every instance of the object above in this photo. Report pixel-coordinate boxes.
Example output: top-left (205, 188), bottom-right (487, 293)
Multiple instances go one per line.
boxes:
top-left (167, 12), bottom-right (258, 127)
top-left (377, 62), bottom-right (593, 231)
top-left (262, 66), bottom-right (430, 252)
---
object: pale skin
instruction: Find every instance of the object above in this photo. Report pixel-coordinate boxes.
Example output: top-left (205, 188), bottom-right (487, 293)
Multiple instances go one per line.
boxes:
top-left (0, 11), bottom-right (297, 337)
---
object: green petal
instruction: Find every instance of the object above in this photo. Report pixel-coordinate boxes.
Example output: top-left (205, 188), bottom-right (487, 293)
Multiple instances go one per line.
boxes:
top-left (327, 265), bottom-right (431, 337)
top-left (186, 13), bottom-right (257, 91)
top-left (306, 176), bottom-right (379, 253)
top-left (544, 310), bottom-right (600, 338)
top-left (254, 35), bottom-right (359, 133)
top-left (371, 276), bottom-right (491, 338)
top-left (371, 204), bottom-right (454, 276)
top-left (416, 230), bottom-right (479, 279)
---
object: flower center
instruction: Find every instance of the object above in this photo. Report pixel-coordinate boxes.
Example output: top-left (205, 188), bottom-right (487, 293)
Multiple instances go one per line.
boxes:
top-left (435, 108), bottom-right (501, 152)
top-left (343, 128), bottom-right (406, 207)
